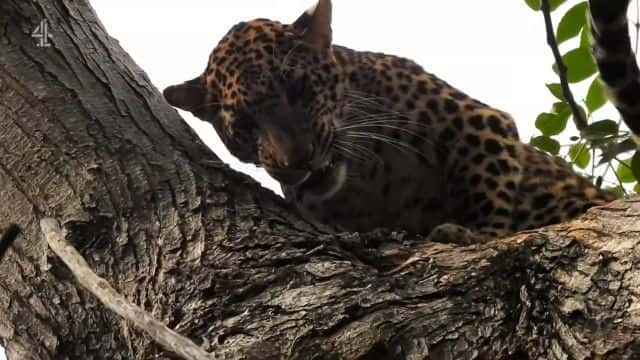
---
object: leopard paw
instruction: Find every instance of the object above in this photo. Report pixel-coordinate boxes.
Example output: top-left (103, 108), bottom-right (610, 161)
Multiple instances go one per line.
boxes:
top-left (428, 223), bottom-right (487, 245)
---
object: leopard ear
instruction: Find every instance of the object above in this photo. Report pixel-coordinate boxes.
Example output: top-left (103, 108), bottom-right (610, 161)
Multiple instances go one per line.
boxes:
top-left (163, 76), bottom-right (206, 114)
top-left (293, 0), bottom-right (332, 53)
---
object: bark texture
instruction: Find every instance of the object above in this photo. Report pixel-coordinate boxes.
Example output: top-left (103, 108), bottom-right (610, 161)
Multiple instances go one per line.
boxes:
top-left (1, 1), bottom-right (640, 359)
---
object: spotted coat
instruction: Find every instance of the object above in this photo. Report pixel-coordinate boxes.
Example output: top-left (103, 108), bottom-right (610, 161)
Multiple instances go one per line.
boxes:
top-left (164, 0), bottom-right (625, 243)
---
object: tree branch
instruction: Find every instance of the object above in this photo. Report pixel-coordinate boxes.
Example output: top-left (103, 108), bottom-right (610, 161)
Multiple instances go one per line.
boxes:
top-left (540, 0), bottom-right (588, 130)
top-left (39, 218), bottom-right (224, 360)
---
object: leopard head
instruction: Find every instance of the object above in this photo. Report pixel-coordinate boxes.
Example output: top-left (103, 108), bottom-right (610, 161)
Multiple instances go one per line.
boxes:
top-left (164, 0), bottom-right (348, 198)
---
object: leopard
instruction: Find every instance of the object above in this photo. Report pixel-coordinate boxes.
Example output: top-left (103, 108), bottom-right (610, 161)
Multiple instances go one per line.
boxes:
top-left (164, 0), bottom-right (637, 244)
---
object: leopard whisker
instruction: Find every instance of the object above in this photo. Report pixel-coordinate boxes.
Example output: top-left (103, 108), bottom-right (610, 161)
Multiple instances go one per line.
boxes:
top-left (343, 93), bottom-right (412, 118)
top-left (337, 120), bottom-right (438, 151)
top-left (343, 118), bottom-right (433, 131)
top-left (342, 101), bottom-right (399, 112)
top-left (343, 108), bottom-right (408, 121)
top-left (338, 123), bottom-right (427, 140)
top-left (344, 101), bottom-right (401, 118)
top-left (333, 143), bottom-right (367, 163)
top-left (334, 138), bottom-right (384, 164)
top-left (344, 90), bottom-right (391, 108)
top-left (343, 131), bottom-right (436, 167)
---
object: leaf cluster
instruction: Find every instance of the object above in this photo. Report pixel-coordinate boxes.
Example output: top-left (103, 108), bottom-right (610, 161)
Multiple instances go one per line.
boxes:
top-left (525, 0), bottom-right (640, 195)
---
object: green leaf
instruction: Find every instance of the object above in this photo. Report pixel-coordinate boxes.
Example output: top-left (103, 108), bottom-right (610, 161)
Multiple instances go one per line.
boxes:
top-left (550, 101), bottom-right (588, 132)
top-left (569, 143), bottom-right (591, 169)
top-left (586, 77), bottom-right (607, 113)
top-left (549, 0), bottom-right (568, 11)
top-left (634, 182), bottom-right (640, 194)
top-left (616, 159), bottom-right (636, 183)
top-left (531, 136), bottom-right (561, 155)
top-left (536, 112), bottom-right (568, 136)
top-left (632, 151), bottom-right (640, 181)
top-left (552, 101), bottom-right (569, 114)
top-left (580, 21), bottom-right (591, 48)
top-left (525, 0), bottom-right (541, 10)
top-left (546, 83), bottom-right (565, 101)
top-left (556, 2), bottom-right (588, 44)
top-left (552, 47), bottom-right (597, 83)
top-left (581, 120), bottom-right (619, 140)
top-left (552, 101), bottom-right (572, 123)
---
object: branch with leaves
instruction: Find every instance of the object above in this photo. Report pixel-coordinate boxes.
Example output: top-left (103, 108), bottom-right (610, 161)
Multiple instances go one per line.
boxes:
top-left (540, 0), bottom-right (588, 131)
top-left (525, 0), bottom-right (640, 195)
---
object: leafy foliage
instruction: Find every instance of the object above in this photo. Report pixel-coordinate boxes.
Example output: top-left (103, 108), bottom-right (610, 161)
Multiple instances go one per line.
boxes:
top-left (551, 47), bottom-right (597, 83)
top-left (556, 2), bottom-right (588, 44)
top-left (546, 83), bottom-right (565, 100)
top-left (536, 112), bottom-right (568, 136)
top-left (581, 120), bottom-right (619, 140)
top-left (531, 136), bottom-right (561, 155)
top-left (569, 143), bottom-right (591, 169)
top-left (585, 77), bottom-right (607, 113)
top-left (524, 0), bottom-right (640, 194)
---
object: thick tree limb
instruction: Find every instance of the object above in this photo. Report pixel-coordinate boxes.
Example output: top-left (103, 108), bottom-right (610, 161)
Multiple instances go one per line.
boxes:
top-left (0, 1), bottom-right (640, 359)
top-left (39, 218), bottom-right (222, 360)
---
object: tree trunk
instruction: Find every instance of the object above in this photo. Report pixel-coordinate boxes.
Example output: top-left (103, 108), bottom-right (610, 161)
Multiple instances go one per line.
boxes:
top-left (1, 1), bottom-right (639, 359)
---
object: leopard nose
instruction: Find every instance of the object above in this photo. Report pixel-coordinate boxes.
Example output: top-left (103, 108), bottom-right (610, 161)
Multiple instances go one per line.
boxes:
top-left (280, 142), bottom-right (315, 169)
top-left (260, 140), bottom-right (315, 184)
top-left (265, 167), bottom-right (311, 186)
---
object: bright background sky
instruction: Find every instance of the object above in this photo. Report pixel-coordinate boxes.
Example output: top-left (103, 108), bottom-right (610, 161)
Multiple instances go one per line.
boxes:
top-left (1, 1), bottom-right (630, 358)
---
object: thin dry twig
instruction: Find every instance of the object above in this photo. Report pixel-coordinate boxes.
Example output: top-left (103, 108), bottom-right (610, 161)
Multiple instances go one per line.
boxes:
top-left (540, 0), bottom-right (588, 130)
top-left (39, 218), bottom-right (219, 360)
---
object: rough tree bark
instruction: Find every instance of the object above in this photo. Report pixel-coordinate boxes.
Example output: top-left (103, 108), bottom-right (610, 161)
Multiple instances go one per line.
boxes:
top-left (1, 1), bottom-right (640, 359)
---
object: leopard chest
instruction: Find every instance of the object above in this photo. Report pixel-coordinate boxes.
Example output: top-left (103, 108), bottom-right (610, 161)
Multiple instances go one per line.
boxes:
top-left (282, 137), bottom-right (448, 233)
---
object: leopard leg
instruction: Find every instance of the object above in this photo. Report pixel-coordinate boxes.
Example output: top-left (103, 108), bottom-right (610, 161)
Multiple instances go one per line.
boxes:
top-left (386, 223), bottom-right (497, 274)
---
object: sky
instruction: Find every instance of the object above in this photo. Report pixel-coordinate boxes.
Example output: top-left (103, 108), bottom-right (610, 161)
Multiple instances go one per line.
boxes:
top-left (1, 1), bottom-right (627, 357)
